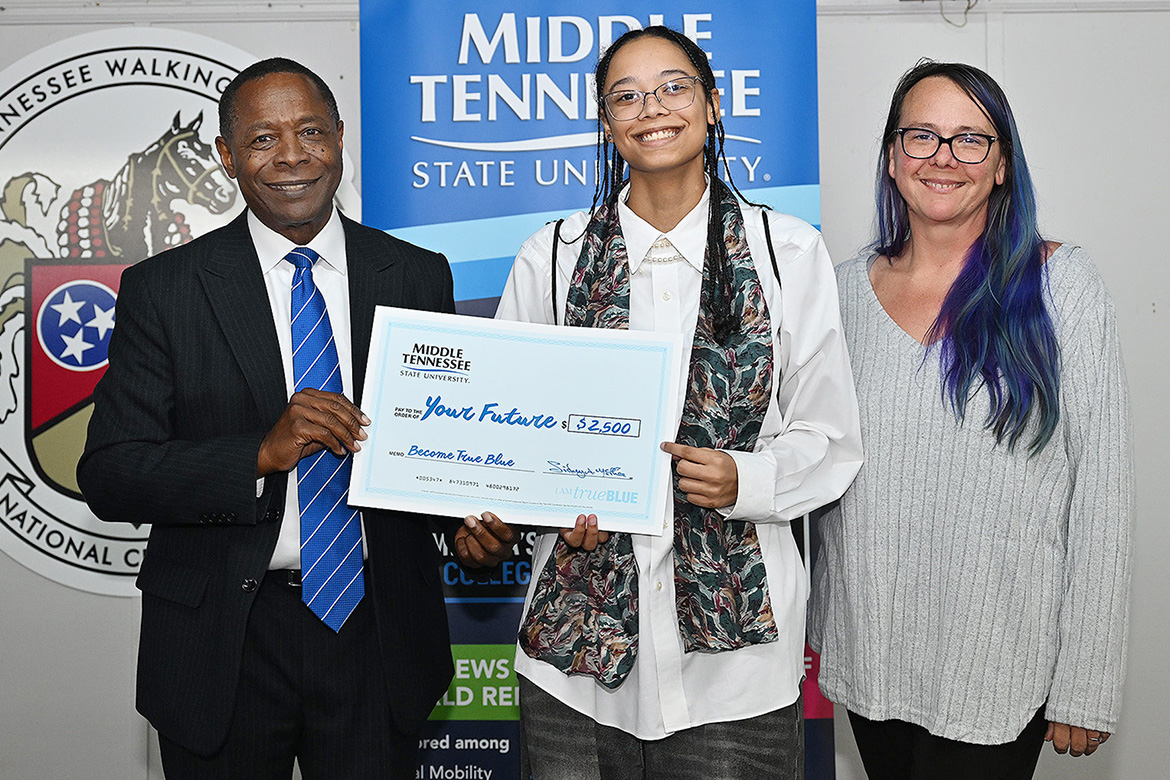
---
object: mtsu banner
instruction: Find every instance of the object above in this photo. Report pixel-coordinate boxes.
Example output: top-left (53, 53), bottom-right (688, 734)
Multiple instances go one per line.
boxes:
top-left (359, 2), bottom-right (832, 778)
top-left (361, 1), bottom-right (820, 313)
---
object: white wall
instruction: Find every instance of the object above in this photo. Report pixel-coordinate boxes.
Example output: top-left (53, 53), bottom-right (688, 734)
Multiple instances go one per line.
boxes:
top-left (0, 2), bottom-right (1165, 779)
top-left (817, 3), bottom-right (1170, 780)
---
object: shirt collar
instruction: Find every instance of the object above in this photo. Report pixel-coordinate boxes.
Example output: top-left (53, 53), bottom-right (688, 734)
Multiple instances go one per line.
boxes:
top-left (616, 182), bottom-right (709, 274)
top-left (248, 207), bottom-right (347, 277)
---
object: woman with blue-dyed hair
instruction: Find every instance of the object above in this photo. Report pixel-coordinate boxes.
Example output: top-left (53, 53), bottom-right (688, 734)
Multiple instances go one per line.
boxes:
top-left (809, 60), bottom-right (1133, 779)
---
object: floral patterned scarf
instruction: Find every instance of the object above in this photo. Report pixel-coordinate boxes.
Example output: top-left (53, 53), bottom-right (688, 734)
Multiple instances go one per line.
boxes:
top-left (518, 179), bottom-right (778, 689)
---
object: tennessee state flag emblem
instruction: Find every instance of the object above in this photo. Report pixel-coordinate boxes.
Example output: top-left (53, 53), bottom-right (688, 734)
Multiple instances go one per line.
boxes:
top-left (25, 260), bottom-right (130, 499)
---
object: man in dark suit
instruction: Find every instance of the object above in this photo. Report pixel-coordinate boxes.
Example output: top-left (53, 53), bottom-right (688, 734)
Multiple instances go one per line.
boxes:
top-left (77, 58), bottom-right (515, 779)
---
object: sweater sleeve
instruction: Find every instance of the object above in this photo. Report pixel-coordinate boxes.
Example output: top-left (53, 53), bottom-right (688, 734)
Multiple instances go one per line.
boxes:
top-left (1045, 249), bottom-right (1134, 733)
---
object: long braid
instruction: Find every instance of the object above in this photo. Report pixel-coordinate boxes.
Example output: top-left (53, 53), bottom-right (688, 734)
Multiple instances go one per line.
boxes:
top-left (661, 26), bottom-right (739, 343)
top-left (703, 123), bottom-right (736, 342)
top-left (588, 46), bottom-right (627, 218)
top-left (610, 148), bottom-right (626, 205)
top-left (589, 119), bottom-right (606, 212)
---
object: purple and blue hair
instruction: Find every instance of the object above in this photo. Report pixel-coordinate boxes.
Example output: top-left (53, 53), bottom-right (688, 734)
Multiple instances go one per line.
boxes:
top-left (874, 61), bottom-right (1060, 454)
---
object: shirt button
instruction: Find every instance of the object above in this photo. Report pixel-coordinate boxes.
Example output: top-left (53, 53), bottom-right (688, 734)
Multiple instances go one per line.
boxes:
top-left (241, 578), bottom-right (258, 593)
top-left (662, 291), bottom-right (672, 301)
top-left (655, 581), bottom-right (663, 591)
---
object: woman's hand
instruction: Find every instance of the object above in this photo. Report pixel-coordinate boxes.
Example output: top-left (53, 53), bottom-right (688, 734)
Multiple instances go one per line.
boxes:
top-left (1045, 721), bottom-right (1110, 757)
top-left (559, 513), bottom-right (609, 550)
top-left (661, 442), bottom-right (738, 509)
top-left (454, 511), bottom-right (518, 568)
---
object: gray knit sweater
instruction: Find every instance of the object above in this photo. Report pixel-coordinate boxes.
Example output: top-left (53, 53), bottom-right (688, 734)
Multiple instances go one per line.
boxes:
top-left (808, 245), bottom-right (1133, 744)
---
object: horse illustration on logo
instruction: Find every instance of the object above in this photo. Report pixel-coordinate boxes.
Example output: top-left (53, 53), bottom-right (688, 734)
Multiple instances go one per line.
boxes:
top-left (5, 111), bottom-right (235, 263)
top-left (0, 111), bottom-right (236, 501)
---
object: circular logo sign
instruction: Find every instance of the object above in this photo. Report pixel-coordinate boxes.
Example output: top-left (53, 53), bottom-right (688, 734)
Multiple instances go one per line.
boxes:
top-left (0, 28), bottom-right (257, 595)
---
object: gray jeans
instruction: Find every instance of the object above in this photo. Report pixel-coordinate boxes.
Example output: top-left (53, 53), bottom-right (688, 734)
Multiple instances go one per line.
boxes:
top-left (519, 677), bottom-right (804, 780)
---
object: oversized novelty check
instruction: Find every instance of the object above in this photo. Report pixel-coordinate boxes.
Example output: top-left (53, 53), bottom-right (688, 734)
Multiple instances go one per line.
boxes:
top-left (349, 308), bottom-right (684, 535)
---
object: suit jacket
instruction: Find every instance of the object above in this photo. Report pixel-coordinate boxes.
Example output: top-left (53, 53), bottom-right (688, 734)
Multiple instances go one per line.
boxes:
top-left (77, 211), bottom-right (457, 756)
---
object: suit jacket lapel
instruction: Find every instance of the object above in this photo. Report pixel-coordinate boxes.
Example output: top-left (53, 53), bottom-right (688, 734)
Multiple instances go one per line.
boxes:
top-left (344, 214), bottom-right (403, 408)
top-left (197, 212), bottom-right (288, 424)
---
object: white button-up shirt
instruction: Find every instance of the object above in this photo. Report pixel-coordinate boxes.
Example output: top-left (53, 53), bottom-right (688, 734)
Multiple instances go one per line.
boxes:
top-left (496, 186), bottom-right (863, 739)
top-left (246, 208), bottom-right (364, 571)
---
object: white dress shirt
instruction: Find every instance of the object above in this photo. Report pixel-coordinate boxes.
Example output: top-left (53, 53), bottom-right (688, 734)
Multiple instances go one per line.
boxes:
top-left (246, 208), bottom-right (364, 571)
top-left (496, 185), bottom-right (864, 739)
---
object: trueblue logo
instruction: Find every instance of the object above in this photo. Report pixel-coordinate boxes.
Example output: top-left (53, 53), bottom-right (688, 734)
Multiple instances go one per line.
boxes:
top-left (36, 280), bottom-right (117, 371)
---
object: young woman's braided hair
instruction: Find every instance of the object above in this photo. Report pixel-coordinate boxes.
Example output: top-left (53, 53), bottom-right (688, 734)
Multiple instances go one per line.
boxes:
top-left (591, 26), bottom-right (760, 344)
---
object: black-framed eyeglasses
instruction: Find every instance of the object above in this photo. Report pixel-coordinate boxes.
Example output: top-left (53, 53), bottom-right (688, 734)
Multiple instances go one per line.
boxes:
top-left (601, 76), bottom-right (703, 121)
top-left (894, 127), bottom-right (998, 164)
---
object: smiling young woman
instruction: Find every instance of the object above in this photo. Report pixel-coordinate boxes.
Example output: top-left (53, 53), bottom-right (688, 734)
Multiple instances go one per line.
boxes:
top-left (809, 61), bottom-right (1133, 780)
top-left (485, 25), bottom-right (864, 780)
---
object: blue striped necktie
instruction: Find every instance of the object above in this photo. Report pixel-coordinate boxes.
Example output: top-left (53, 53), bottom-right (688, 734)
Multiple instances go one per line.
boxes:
top-left (286, 246), bottom-right (364, 631)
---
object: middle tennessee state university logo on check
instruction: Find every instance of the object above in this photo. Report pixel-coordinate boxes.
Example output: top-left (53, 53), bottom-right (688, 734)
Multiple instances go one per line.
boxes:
top-left (36, 279), bottom-right (117, 372)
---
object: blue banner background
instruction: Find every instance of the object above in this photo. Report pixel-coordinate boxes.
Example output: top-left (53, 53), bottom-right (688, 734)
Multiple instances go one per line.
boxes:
top-left (362, 1), bottom-right (820, 310)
